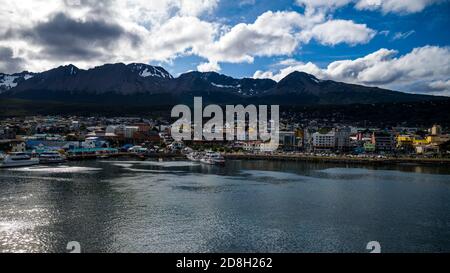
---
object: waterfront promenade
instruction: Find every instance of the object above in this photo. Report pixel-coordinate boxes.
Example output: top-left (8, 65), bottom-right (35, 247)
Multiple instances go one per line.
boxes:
top-left (224, 153), bottom-right (450, 165)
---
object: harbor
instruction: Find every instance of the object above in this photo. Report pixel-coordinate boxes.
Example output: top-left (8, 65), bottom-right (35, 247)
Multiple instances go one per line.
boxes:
top-left (3, 149), bottom-right (450, 169)
top-left (1, 158), bottom-right (450, 253)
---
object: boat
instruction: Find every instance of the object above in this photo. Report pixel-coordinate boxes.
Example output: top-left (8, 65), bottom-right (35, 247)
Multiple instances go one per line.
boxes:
top-left (38, 151), bottom-right (67, 164)
top-left (0, 152), bottom-right (40, 168)
top-left (200, 152), bottom-right (225, 165)
top-left (187, 152), bottom-right (203, 162)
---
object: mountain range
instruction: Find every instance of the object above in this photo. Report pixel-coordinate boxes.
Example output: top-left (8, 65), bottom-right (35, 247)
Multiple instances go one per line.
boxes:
top-left (0, 63), bottom-right (444, 106)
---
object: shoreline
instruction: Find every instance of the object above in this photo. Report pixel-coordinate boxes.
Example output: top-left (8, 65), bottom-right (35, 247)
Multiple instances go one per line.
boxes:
top-left (223, 153), bottom-right (450, 166)
top-left (66, 152), bottom-right (450, 166)
top-left (66, 152), bottom-right (180, 161)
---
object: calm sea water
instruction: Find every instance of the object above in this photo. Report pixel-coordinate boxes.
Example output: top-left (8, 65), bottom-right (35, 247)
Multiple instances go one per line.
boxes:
top-left (0, 159), bottom-right (450, 253)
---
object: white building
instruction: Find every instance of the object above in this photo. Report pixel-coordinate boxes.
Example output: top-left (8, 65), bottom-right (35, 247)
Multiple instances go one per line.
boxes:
top-left (313, 131), bottom-right (336, 150)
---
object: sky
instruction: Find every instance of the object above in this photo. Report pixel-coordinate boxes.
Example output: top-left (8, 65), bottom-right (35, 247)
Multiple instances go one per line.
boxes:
top-left (0, 0), bottom-right (449, 95)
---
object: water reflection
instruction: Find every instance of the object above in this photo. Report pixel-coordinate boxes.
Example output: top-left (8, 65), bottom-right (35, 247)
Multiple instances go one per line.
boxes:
top-left (0, 159), bottom-right (449, 253)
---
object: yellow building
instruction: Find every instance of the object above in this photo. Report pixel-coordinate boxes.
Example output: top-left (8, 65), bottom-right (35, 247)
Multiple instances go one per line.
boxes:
top-left (396, 135), bottom-right (413, 147)
top-left (412, 138), bottom-right (431, 145)
top-left (396, 125), bottom-right (449, 154)
top-left (398, 134), bottom-right (449, 147)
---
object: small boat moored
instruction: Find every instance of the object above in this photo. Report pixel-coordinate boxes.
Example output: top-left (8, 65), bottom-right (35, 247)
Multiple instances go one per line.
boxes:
top-left (38, 151), bottom-right (67, 164)
top-left (0, 152), bottom-right (40, 168)
top-left (187, 152), bottom-right (203, 162)
top-left (200, 151), bottom-right (225, 165)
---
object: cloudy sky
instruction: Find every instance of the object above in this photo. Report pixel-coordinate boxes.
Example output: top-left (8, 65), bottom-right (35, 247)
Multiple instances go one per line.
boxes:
top-left (0, 0), bottom-right (449, 95)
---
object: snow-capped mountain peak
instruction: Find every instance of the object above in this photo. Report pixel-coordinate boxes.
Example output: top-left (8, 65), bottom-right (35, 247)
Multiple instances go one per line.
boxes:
top-left (0, 72), bottom-right (35, 93)
top-left (128, 63), bottom-right (173, 79)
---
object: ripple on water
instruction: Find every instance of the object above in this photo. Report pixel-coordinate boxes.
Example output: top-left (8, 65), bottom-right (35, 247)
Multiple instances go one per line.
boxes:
top-left (317, 167), bottom-right (450, 182)
top-left (122, 168), bottom-right (185, 173)
top-left (240, 170), bottom-right (311, 184)
top-left (318, 168), bottom-right (373, 175)
top-left (0, 194), bottom-right (33, 201)
top-left (102, 160), bottom-right (199, 168)
top-left (9, 166), bottom-right (102, 174)
top-left (0, 175), bottom-right (74, 182)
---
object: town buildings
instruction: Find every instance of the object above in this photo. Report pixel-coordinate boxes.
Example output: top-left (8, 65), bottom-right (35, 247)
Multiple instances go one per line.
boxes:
top-left (0, 115), bottom-right (448, 156)
top-left (372, 131), bottom-right (395, 152)
top-left (312, 130), bottom-right (336, 150)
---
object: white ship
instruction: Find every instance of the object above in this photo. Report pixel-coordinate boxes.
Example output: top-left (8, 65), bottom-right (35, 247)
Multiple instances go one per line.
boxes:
top-left (39, 151), bottom-right (67, 164)
top-left (199, 152), bottom-right (225, 165)
top-left (0, 152), bottom-right (40, 168)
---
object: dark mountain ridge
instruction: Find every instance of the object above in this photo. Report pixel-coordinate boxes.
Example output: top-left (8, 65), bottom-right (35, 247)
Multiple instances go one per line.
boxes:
top-left (0, 63), bottom-right (444, 106)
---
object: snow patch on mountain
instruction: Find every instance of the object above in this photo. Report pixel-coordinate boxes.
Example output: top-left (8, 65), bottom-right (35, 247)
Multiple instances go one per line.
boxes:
top-left (142, 67), bottom-right (172, 79)
top-left (211, 82), bottom-right (241, 89)
top-left (0, 75), bottom-right (19, 89)
top-left (70, 66), bottom-right (77, 75)
top-left (129, 63), bottom-right (173, 79)
top-left (0, 73), bottom-right (35, 93)
top-left (139, 68), bottom-right (153, 77)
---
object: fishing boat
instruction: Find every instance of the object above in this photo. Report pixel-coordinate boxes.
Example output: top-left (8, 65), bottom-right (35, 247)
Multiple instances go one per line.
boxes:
top-left (0, 152), bottom-right (40, 168)
top-left (200, 152), bottom-right (225, 165)
top-left (38, 151), bottom-right (67, 164)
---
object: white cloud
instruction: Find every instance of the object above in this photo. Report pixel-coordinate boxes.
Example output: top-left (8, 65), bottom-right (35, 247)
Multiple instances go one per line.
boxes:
top-left (0, 0), bottom-right (218, 30)
top-left (113, 0), bottom-right (219, 27)
top-left (197, 61), bottom-right (221, 72)
top-left (392, 30), bottom-right (416, 40)
top-left (178, 0), bottom-right (219, 16)
top-left (254, 46), bottom-right (450, 95)
top-left (355, 0), bottom-right (444, 14)
top-left (0, 0), bottom-right (220, 72)
top-left (197, 11), bottom-right (309, 64)
top-left (254, 61), bottom-right (325, 82)
top-left (296, 0), bottom-right (445, 14)
top-left (302, 19), bottom-right (376, 46)
top-left (429, 79), bottom-right (450, 91)
top-left (0, 1), bottom-right (380, 74)
top-left (253, 70), bottom-right (275, 80)
top-left (196, 10), bottom-right (375, 64)
top-left (144, 16), bottom-right (217, 62)
top-left (428, 79), bottom-right (450, 96)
